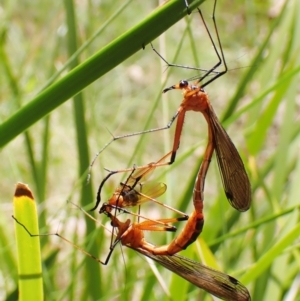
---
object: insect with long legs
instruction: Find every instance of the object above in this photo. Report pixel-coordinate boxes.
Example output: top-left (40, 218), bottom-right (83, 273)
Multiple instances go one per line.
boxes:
top-left (93, 136), bottom-right (215, 256)
top-left (13, 207), bottom-right (251, 301)
top-left (90, 151), bottom-right (173, 213)
top-left (106, 212), bottom-right (251, 301)
top-left (90, 0), bottom-right (251, 212)
top-left (149, 2), bottom-right (251, 211)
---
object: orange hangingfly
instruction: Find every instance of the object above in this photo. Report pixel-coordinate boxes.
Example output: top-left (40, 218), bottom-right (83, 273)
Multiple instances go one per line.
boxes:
top-left (95, 0), bottom-right (251, 212)
top-left (155, 1), bottom-right (251, 211)
top-left (89, 0), bottom-right (251, 212)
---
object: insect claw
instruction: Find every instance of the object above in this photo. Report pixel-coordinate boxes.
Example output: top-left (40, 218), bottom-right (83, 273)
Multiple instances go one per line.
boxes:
top-left (163, 85), bottom-right (175, 93)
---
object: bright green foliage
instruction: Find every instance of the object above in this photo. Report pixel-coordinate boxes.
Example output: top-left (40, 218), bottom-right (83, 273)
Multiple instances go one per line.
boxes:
top-left (1, 0), bottom-right (300, 300)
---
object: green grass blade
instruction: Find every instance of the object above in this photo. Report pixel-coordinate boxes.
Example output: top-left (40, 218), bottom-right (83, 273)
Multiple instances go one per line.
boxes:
top-left (0, 0), bottom-right (204, 147)
top-left (240, 221), bottom-right (300, 284)
top-left (13, 183), bottom-right (43, 301)
top-left (221, 1), bottom-right (287, 122)
top-left (64, 0), bottom-right (102, 299)
top-left (208, 203), bottom-right (300, 247)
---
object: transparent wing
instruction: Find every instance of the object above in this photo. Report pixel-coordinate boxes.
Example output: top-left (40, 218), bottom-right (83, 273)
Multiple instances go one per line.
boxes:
top-left (139, 181), bottom-right (167, 199)
top-left (121, 182), bottom-right (167, 207)
top-left (124, 167), bottom-right (155, 188)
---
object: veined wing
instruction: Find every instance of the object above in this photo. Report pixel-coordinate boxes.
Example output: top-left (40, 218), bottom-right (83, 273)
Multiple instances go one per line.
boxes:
top-left (208, 106), bottom-right (251, 211)
top-left (133, 247), bottom-right (251, 301)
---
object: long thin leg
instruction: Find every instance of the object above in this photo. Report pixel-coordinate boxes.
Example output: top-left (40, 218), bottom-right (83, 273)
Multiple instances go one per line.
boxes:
top-left (12, 215), bottom-right (114, 265)
top-left (154, 0), bottom-right (227, 89)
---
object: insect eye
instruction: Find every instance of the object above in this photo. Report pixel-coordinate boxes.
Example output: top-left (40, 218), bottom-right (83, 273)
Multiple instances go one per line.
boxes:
top-left (179, 80), bottom-right (188, 88)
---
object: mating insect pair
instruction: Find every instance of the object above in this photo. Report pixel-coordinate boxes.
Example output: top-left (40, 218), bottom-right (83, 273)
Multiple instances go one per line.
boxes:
top-left (88, 1), bottom-right (251, 300)
top-left (87, 147), bottom-right (250, 300)
top-left (13, 0), bottom-right (252, 300)
top-left (84, 2), bottom-right (252, 300)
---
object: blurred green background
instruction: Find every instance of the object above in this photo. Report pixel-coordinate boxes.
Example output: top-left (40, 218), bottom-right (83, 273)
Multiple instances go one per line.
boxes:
top-left (1, 0), bottom-right (300, 300)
